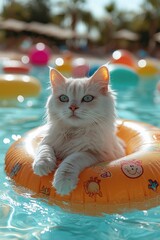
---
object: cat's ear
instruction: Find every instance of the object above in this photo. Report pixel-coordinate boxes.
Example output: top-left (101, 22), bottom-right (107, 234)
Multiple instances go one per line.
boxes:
top-left (49, 67), bottom-right (65, 87)
top-left (90, 65), bottom-right (109, 95)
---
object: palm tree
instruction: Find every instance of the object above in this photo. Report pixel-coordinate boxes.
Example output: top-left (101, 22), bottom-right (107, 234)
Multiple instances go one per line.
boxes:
top-left (2, 1), bottom-right (29, 21)
top-left (80, 10), bottom-right (99, 33)
top-left (52, 0), bottom-right (99, 47)
top-left (2, 0), bottom-right (52, 23)
top-left (140, 0), bottom-right (160, 53)
top-left (100, 2), bottom-right (120, 46)
top-left (27, 0), bottom-right (52, 23)
top-left (52, 0), bottom-right (86, 32)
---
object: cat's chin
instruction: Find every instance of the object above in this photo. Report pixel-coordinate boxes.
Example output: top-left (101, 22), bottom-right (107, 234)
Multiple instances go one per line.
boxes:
top-left (69, 115), bottom-right (80, 120)
top-left (67, 118), bottom-right (81, 126)
top-left (65, 116), bottom-right (86, 127)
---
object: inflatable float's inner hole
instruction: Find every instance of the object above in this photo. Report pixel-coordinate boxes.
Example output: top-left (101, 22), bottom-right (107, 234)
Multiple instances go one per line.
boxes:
top-left (116, 120), bottom-right (146, 156)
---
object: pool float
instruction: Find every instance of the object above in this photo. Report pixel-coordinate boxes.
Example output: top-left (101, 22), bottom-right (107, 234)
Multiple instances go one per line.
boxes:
top-left (110, 49), bottom-right (137, 70)
top-left (5, 119), bottom-right (160, 215)
top-left (0, 74), bottom-right (41, 99)
top-left (108, 64), bottom-right (139, 89)
top-left (87, 64), bottom-right (101, 77)
top-left (3, 60), bottom-right (31, 74)
top-left (55, 57), bottom-right (72, 77)
top-left (29, 43), bottom-right (51, 65)
top-left (72, 58), bottom-right (89, 77)
top-left (137, 59), bottom-right (158, 76)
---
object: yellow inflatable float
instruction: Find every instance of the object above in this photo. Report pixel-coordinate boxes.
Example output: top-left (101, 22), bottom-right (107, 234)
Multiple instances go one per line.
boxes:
top-left (5, 119), bottom-right (160, 215)
top-left (0, 74), bottom-right (41, 99)
top-left (137, 59), bottom-right (158, 76)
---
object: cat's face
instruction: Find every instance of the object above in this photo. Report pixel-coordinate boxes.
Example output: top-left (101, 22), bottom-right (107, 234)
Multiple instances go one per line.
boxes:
top-left (47, 65), bottom-right (115, 127)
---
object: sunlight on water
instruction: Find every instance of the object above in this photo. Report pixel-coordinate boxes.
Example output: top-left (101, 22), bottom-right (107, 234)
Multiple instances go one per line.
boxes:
top-left (0, 65), bottom-right (160, 239)
top-left (1, 191), bottom-right (160, 240)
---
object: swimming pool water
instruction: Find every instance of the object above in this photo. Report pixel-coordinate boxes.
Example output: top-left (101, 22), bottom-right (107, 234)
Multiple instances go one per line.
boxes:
top-left (0, 64), bottom-right (160, 240)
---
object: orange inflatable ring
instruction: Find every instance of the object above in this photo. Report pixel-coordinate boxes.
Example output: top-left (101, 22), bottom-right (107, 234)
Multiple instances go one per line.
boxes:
top-left (5, 119), bottom-right (160, 215)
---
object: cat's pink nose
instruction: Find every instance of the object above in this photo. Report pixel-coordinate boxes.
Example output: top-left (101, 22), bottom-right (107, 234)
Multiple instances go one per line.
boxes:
top-left (69, 104), bottom-right (79, 111)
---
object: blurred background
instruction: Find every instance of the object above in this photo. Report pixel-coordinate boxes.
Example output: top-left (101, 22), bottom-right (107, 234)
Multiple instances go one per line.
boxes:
top-left (0, 0), bottom-right (160, 58)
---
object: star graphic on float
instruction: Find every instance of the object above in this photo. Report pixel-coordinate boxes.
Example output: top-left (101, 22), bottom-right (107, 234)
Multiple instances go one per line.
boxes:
top-left (148, 179), bottom-right (159, 191)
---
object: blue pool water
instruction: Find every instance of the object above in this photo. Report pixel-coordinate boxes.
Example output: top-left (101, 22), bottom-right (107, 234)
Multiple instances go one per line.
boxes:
top-left (0, 63), bottom-right (160, 240)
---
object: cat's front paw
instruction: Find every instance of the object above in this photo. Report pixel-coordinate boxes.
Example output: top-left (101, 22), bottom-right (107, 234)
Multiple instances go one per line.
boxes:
top-left (53, 168), bottom-right (78, 195)
top-left (33, 157), bottom-right (56, 176)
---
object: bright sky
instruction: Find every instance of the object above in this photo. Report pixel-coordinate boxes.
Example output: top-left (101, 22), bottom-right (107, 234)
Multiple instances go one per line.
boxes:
top-left (0, 0), bottom-right (144, 16)
top-left (85, 0), bottom-right (144, 18)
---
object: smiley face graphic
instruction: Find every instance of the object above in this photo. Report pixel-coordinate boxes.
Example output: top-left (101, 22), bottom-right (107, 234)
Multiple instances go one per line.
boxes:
top-left (121, 160), bottom-right (144, 178)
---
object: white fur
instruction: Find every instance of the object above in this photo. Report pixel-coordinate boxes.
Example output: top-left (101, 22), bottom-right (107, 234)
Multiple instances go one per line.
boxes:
top-left (33, 65), bottom-right (125, 195)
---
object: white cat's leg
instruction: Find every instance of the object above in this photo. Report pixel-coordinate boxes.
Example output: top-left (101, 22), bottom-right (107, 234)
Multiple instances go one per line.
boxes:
top-left (33, 144), bottom-right (56, 176)
top-left (53, 152), bottom-right (98, 195)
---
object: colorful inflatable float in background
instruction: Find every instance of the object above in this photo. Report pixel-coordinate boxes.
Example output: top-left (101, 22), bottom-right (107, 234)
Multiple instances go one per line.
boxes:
top-left (0, 74), bottom-right (41, 99)
top-left (110, 49), bottom-right (137, 70)
top-left (108, 64), bottom-right (140, 89)
top-left (2, 60), bottom-right (31, 74)
top-left (52, 49), bottom-right (159, 86)
top-left (136, 59), bottom-right (159, 77)
top-left (110, 49), bottom-right (159, 78)
top-left (72, 58), bottom-right (89, 78)
top-left (28, 43), bottom-right (51, 66)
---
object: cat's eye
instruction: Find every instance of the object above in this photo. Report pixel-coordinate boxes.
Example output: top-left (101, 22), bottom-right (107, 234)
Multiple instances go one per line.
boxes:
top-left (59, 95), bottom-right (69, 102)
top-left (82, 95), bottom-right (94, 102)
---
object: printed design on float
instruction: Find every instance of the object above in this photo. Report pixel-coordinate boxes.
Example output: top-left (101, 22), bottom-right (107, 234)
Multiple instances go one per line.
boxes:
top-left (84, 177), bottom-right (102, 199)
top-left (121, 159), bottom-right (144, 178)
top-left (91, 166), bottom-right (112, 179)
top-left (148, 179), bottom-right (159, 192)
top-left (10, 163), bottom-right (22, 178)
top-left (100, 171), bottom-right (112, 178)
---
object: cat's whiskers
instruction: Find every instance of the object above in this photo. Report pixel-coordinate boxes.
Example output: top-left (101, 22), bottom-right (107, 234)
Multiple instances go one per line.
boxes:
top-left (80, 110), bottom-right (107, 124)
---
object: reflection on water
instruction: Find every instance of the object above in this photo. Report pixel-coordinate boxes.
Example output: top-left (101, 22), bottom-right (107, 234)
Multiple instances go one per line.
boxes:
top-left (0, 65), bottom-right (160, 239)
top-left (1, 193), bottom-right (160, 240)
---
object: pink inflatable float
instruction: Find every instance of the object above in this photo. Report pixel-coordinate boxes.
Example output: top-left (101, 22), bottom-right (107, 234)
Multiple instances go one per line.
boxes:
top-left (29, 43), bottom-right (51, 65)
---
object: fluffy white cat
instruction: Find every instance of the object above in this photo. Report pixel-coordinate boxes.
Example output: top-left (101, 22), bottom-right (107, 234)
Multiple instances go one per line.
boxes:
top-left (32, 65), bottom-right (125, 195)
